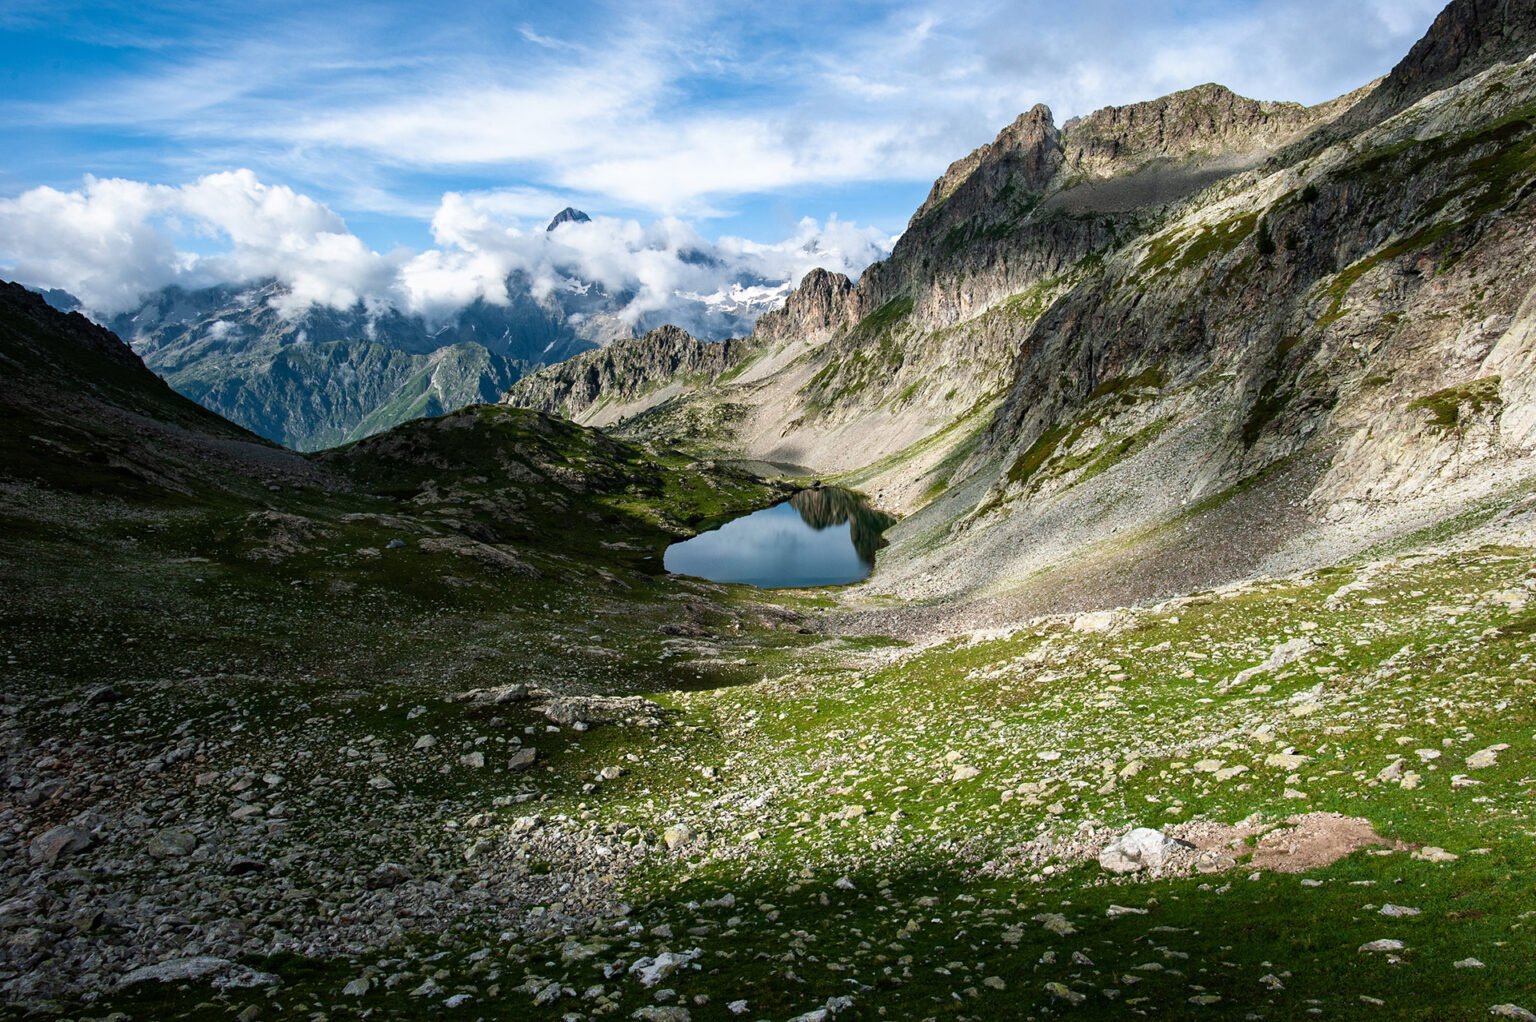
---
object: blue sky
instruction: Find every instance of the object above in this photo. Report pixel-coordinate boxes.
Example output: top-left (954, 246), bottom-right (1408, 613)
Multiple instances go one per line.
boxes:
top-left (0, 0), bottom-right (1446, 316)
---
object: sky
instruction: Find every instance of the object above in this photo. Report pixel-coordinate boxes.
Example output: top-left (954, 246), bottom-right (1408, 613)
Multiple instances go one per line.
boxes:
top-left (0, 0), bottom-right (1446, 321)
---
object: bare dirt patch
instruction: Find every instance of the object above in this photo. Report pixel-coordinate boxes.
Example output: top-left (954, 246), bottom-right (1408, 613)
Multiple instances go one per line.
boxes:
top-left (1246, 813), bottom-right (1393, 872)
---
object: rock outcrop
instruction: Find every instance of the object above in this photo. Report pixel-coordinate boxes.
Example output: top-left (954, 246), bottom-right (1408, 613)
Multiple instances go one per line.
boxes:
top-left (752, 269), bottom-right (860, 345)
top-left (501, 324), bottom-right (742, 424)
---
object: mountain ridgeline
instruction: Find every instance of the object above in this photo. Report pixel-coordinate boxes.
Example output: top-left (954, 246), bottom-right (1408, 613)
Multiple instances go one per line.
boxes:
top-left (506, 0), bottom-right (1536, 619)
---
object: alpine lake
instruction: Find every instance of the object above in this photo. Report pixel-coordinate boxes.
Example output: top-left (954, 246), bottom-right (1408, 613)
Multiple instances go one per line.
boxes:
top-left (663, 486), bottom-right (895, 588)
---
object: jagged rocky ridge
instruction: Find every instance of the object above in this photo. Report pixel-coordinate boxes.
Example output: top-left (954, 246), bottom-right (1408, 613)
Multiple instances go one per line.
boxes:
top-left (503, 325), bottom-right (745, 425)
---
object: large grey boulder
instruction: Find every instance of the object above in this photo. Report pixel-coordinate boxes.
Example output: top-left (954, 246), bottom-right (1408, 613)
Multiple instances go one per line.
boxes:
top-left (117, 955), bottom-right (279, 990)
top-left (146, 828), bottom-right (198, 859)
top-left (117, 956), bottom-right (233, 988)
top-left (541, 695), bottom-right (664, 729)
top-left (28, 825), bottom-right (92, 865)
top-left (1098, 827), bottom-right (1194, 874)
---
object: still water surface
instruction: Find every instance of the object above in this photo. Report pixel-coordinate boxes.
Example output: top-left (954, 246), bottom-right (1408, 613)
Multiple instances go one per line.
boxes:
top-left (663, 487), bottom-right (894, 588)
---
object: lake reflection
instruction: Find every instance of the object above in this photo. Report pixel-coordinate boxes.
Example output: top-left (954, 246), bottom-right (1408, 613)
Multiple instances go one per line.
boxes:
top-left (663, 487), bottom-right (895, 588)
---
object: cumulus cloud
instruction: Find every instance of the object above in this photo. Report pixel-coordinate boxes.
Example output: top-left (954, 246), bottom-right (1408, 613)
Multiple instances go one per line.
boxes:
top-left (0, 176), bottom-right (186, 314)
top-left (399, 190), bottom-right (892, 324)
top-left (0, 171), bottom-right (894, 331)
top-left (0, 170), bottom-right (398, 316)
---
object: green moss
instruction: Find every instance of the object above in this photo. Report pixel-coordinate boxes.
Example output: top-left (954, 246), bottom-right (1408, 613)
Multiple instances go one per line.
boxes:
top-left (1074, 417), bottom-right (1173, 485)
top-left (1000, 276), bottom-right (1065, 324)
top-left (1089, 366), bottom-right (1170, 400)
top-left (1316, 229), bottom-right (1442, 327)
top-left (1407, 376), bottom-right (1502, 429)
top-left (1136, 228), bottom-right (1193, 275)
top-left (1242, 375), bottom-right (1291, 446)
top-left (1006, 422), bottom-right (1072, 486)
top-left (1136, 212), bottom-right (1260, 280)
top-left (859, 295), bottom-right (915, 334)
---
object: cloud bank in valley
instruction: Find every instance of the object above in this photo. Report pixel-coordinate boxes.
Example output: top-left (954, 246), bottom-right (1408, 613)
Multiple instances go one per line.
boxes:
top-left (0, 171), bottom-right (895, 330)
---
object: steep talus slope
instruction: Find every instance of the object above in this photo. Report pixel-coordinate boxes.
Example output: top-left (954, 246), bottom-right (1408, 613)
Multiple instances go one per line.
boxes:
top-left (862, 48), bottom-right (1536, 623)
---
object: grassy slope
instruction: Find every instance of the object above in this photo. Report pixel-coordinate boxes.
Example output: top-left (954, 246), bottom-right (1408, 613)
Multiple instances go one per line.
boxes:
top-left (58, 498), bottom-right (1535, 1021)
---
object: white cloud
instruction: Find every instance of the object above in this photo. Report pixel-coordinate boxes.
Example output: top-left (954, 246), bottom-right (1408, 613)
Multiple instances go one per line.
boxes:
top-left (0, 176), bottom-right (184, 314)
top-left (13, 1), bottom-right (1446, 219)
top-left (401, 191), bottom-right (893, 326)
top-left (0, 170), bottom-right (399, 316)
top-left (0, 1), bottom-right (1451, 328)
top-left (0, 171), bottom-right (894, 332)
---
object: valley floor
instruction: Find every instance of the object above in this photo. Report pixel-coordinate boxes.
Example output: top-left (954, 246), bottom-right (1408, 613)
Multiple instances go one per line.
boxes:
top-left (4, 465), bottom-right (1535, 1022)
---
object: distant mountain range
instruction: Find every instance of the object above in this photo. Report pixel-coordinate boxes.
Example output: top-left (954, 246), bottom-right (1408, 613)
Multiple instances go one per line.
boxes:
top-left (36, 208), bottom-right (800, 450)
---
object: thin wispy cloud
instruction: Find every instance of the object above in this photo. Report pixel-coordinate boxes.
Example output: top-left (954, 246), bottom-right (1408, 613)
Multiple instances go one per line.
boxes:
top-left (0, 0), bottom-right (1450, 316)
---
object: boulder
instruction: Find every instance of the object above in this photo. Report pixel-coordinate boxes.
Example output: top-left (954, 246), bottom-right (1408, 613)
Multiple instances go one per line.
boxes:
top-left (146, 828), bottom-right (198, 859)
top-left (366, 863), bottom-right (411, 890)
top-left (84, 684), bottom-right (124, 706)
top-left (1098, 827), bottom-right (1194, 874)
top-left (541, 695), bottom-right (665, 729)
top-left (28, 825), bottom-right (92, 865)
top-left (118, 956), bottom-right (232, 988)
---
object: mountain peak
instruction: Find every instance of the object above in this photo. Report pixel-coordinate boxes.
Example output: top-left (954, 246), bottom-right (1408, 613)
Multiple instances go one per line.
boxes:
top-left (1059, 83), bottom-right (1314, 178)
top-left (911, 103), bottom-right (1062, 226)
top-left (546, 207), bottom-right (593, 232)
top-left (1349, 0), bottom-right (1536, 127)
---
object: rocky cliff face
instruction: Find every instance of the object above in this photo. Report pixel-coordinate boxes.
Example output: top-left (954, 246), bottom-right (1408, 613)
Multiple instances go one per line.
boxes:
top-left (502, 324), bottom-right (743, 425)
top-left (911, 104), bottom-right (1064, 227)
top-left (750, 268), bottom-right (860, 345)
top-left (1060, 84), bottom-right (1317, 178)
top-left (1349, 0), bottom-right (1536, 126)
